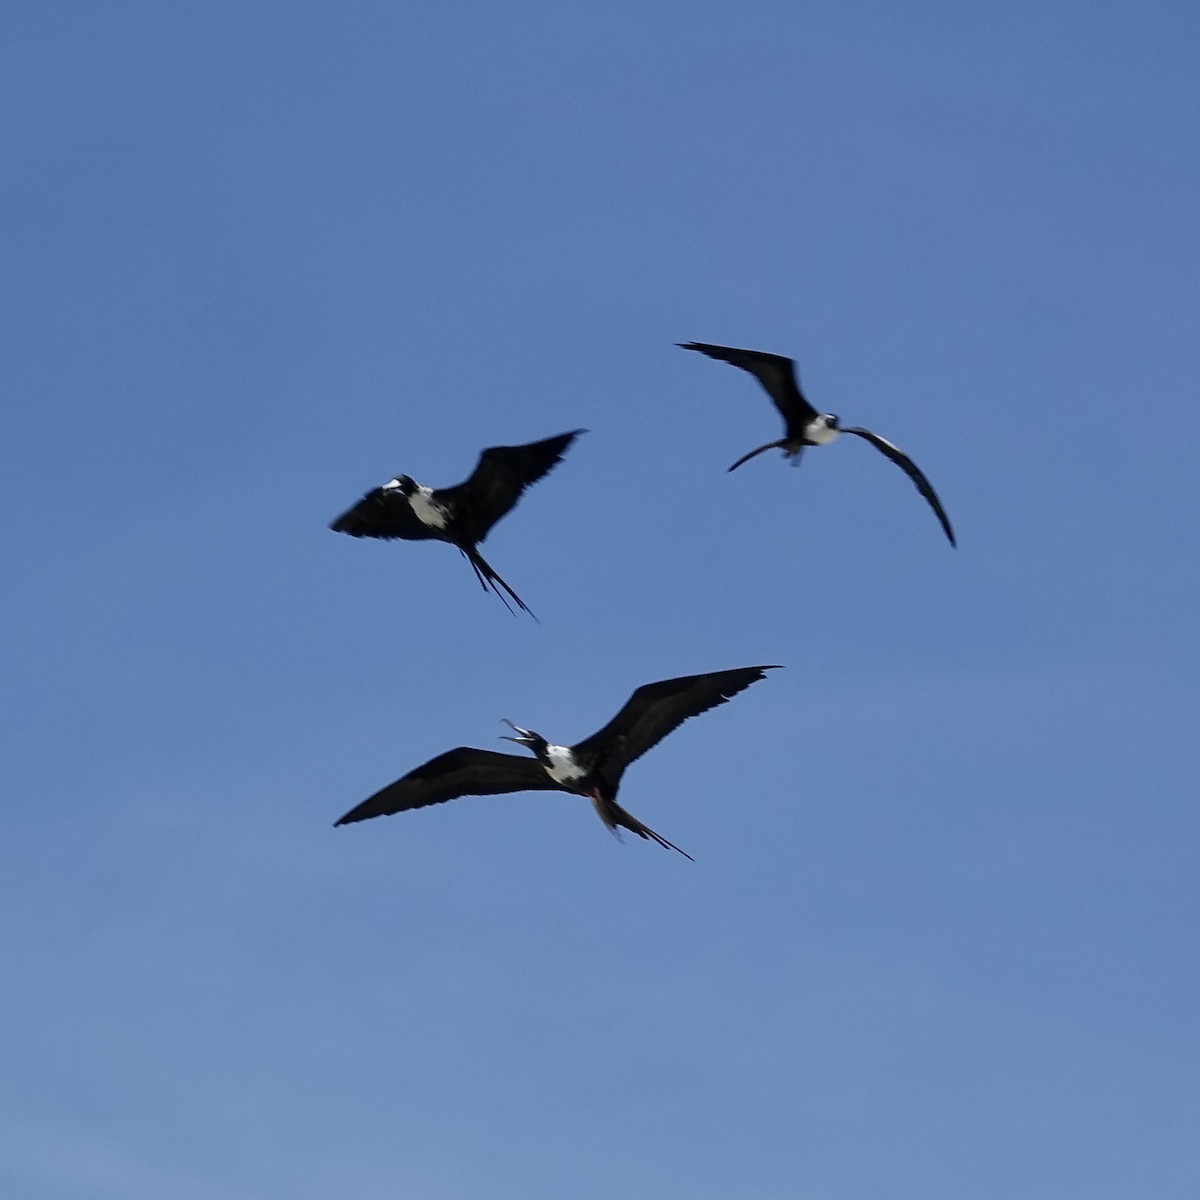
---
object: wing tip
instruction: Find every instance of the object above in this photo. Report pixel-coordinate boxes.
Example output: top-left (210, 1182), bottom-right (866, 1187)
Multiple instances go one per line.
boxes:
top-left (548, 427), bottom-right (587, 454)
top-left (734, 663), bottom-right (782, 690)
top-left (333, 802), bottom-right (383, 826)
top-left (329, 507), bottom-right (372, 536)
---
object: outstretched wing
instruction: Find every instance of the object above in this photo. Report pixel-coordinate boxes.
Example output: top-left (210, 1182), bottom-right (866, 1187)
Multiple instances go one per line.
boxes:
top-left (329, 488), bottom-right (443, 541)
top-left (437, 429), bottom-right (586, 544)
top-left (679, 342), bottom-right (818, 434)
top-left (573, 666), bottom-right (781, 789)
top-left (334, 747), bottom-right (558, 826)
top-left (842, 427), bottom-right (957, 547)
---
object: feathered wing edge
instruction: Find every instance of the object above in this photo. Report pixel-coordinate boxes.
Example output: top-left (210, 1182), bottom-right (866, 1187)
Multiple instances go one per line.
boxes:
top-left (444, 429), bottom-right (587, 544)
top-left (579, 666), bottom-right (783, 779)
top-left (728, 439), bottom-right (796, 472)
top-left (334, 747), bottom-right (556, 826)
top-left (842, 427), bottom-right (956, 546)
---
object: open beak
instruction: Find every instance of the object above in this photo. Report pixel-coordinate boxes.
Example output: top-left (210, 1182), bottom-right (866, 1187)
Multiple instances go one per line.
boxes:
top-left (499, 719), bottom-right (535, 745)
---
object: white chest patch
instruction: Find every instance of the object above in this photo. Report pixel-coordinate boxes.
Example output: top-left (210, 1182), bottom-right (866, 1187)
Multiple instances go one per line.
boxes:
top-left (804, 414), bottom-right (841, 446)
top-left (543, 744), bottom-right (587, 785)
top-left (409, 485), bottom-right (449, 530)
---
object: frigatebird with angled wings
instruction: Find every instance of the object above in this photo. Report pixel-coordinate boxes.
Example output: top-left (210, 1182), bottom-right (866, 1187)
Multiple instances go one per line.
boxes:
top-left (334, 665), bottom-right (781, 860)
top-left (330, 429), bottom-right (585, 616)
top-left (679, 341), bottom-right (955, 546)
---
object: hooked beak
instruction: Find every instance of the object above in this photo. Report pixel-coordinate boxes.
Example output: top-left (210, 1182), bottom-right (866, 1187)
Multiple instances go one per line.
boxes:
top-left (500, 718), bottom-right (536, 745)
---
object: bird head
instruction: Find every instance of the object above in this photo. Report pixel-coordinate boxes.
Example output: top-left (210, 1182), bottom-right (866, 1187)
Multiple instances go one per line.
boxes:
top-left (500, 720), bottom-right (547, 755)
top-left (823, 413), bottom-right (841, 431)
top-left (383, 473), bottom-right (417, 495)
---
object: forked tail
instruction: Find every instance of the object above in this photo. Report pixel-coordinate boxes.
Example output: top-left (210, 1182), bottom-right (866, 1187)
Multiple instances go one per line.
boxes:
top-left (462, 546), bottom-right (537, 620)
top-left (727, 439), bottom-right (794, 472)
top-left (591, 792), bottom-right (694, 861)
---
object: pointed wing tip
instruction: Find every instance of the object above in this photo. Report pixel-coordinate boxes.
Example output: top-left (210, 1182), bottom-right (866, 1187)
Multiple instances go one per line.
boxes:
top-left (733, 664), bottom-right (782, 690)
top-left (714, 664), bottom-right (782, 698)
top-left (843, 426), bottom-right (957, 547)
top-left (329, 509), bottom-right (372, 536)
top-left (727, 440), bottom-right (790, 472)
top-left (334, 801), bottom-right (385, 826)
top-left (930, 508), bottom-right (957, 547)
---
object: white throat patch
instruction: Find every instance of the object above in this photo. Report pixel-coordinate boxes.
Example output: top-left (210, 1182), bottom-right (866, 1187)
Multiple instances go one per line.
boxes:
top-left (408, 485), bottom-right (449, 530)
top-left (543, 744), bottom-right (587, 785)
top-left (804, 414), bottom-right (841, 446)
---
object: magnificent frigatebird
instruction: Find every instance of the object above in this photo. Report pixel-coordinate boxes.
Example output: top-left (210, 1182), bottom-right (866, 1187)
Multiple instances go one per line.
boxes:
top-left (679, 341), bottom-right (956, 546)
top-left (330, 429), bottom-right (585, 616)
top-left (333, 665), bottom-right (781, 860)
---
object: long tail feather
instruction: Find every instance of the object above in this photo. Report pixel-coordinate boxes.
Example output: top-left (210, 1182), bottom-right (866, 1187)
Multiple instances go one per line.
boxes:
top-left (728, 439), bottom-right (790, 472)
top-left (593, 793), bottom-right (694, 861)
top-left (630, 817), bottom-right (695, 862)
top-left (462, 546), bottom-right (537, 620)
top-left (463, 551), bottom-right (492, 594)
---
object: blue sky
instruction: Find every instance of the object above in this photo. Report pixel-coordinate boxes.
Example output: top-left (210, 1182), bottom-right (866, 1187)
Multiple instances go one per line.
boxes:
top-left (3, 2), bottom-right (1198, 1196)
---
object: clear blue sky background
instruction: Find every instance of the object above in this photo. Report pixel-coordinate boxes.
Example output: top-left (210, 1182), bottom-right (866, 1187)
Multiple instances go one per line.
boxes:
top-left (3, 3), bottom-right (1198, 1197)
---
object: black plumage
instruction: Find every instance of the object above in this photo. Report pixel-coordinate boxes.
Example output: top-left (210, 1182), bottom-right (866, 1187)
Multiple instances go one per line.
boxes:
top-left (334, 666), bottom-right (781, 860)
top-left (330, 429), bottom-right (585, 615)
top-left (679, 341), bottom-right (956, 546)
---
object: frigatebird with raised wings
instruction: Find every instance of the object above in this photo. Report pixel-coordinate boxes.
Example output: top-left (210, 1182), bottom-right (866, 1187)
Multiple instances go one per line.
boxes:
top-left (330, 429), bottom-right (585, 616)
top-left (334, 665), bottom-right (781, 860)
top-left (679, 341), bottom-right (956, 546)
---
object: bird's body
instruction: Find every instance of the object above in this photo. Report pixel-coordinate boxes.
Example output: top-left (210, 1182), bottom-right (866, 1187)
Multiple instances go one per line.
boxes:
top-left (330, 429), bottom-right (586, 615)
top-left (541, 742), bottom-right (589, 785)
top-left (333, 665), bottom-right (781, 860)
top-left (799, 412), bottom-right (841, 447)
top-left (679, 341), bottom-right (956, 545)
top-left (405, 484), bottom-right (450, 531)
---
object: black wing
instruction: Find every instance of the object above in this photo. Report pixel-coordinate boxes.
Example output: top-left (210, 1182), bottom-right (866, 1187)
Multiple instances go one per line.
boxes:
top-left (329, 488), bottom-right (443, 541)
top-left (573, 666), bottom-right (781, 789)
top-left (679, 342), bottom-right (818, 435)
top-left (842, 427), bottom-right (956, 547)
top-left (436, 429), bottom-right (586, 545)
top-left (333, 747), bottom-right (559, 826)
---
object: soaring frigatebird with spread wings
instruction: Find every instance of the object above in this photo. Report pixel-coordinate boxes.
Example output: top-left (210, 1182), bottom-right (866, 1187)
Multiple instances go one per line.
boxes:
top-left (679, 341), bottom-right (956, 546)
top-left (333, 665), bottom-right (781, 860)
top-left (330, 429), bottom-right (585, 616)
